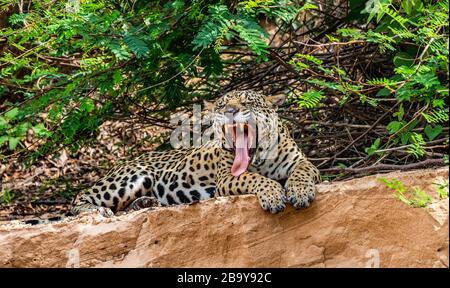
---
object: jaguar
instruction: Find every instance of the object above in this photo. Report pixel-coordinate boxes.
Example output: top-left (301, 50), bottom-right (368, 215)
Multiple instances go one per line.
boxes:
top-left (27, 90), bottom-right (320, 224)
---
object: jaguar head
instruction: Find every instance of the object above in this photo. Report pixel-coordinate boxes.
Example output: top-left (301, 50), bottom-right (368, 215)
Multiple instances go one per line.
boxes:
top-left (209, 90), bottom-right (284, 176)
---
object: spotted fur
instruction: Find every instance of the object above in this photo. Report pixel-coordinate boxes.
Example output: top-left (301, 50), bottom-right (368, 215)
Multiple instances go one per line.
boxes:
top-left (28, 90), bottom-right (320, 224)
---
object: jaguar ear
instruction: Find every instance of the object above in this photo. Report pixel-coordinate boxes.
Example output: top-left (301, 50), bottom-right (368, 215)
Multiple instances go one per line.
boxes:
top-left (203, 100), bottom-right (215, 111)
top-left (265, 94), bottom-right (286, 107)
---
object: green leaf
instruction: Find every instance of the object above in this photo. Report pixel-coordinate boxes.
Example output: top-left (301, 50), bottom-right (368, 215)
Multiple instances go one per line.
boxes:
top-left (337, 163), bottom-right (347, 169)
top-left (234, 16), bottom-right (269, 57)
top-left (297, 90), bottom-right (324, 109)
top-left (112, 70), bottom-right (122, 84)
top-left (422, 109), bottom-right (449, 123)
top-left (434, 181), bottom-right (449, 199)
top-left (395, 84), bottom-right (416, 101)
top-left (124, 35), bottom-right (149, 58)
top-left (412, 72), bottom-right (441, 89)
top-left (401, 0), bottom-right (423, 15)
top-left (4, 108), bottom-right (19, 121)
top-left (192, 5), bottom-right (232, 50)
top-left (8, 136), bottom-right (20, 150)
top-left (424, 124), bottom-right (443, 141)
top-left (376, 88), bottom-right (391, 97)
top-left (393, 104), bottom-right (405, 121)
top-left (32, 123), bottom-right (50, 137)
top-left (407, 132), bottom-right (426, 158)
top-left (294, 53), bottom-right (323, 65)
top-left (172, 0), bottom-right (185, 11)
top-left (107, 40), bottom-right (131, 61)
top-left (379, 177), bottom-right (406, 193)
top-left (432, 99), bottom-right (445, 109)
top-left (80, 98), bottom-right (95, 113)
top-left (400, 132), bottom-right (411, 145)
top-left (364, 138), bottom-right (381, 156)
top-left (0, 135), bottom-right (8, 146)
top-left (0, 117), bottom-right (10, 130)
top-left (409, 187), bottom-right (432, 208)
top-left (386, 121), bottom-right (404, 134)
top-left (13, 122), bottom-right (31, 137)
top-left (337, 28), bottom-right (363, 39)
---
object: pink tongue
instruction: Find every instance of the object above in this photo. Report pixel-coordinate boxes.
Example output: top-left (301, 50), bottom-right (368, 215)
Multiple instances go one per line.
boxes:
top-left (231, 130), bottom-right (249, 177)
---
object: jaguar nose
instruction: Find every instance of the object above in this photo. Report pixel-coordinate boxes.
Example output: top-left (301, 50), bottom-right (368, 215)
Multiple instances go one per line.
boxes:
top-left (225, 107), bottom-right (239, 115)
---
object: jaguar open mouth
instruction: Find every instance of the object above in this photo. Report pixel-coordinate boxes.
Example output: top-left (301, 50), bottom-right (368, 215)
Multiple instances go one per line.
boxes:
top-left (223, 123), bottom-right (256, 177)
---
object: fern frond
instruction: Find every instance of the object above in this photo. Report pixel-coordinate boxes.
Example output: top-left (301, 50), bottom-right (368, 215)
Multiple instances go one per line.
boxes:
top-left (388, 27), bottom-right (414, 38)
top-left (421, 109), bottom-right (449, 124)
top-left (123, 35), bottom-right (149, 58)
top-left (192, 5), bottom-right (232, 50)
top-left (407, 132), bottom-right (426, 159)
top-left (385, 7), bottom-right (408, 29)
top-left (234, 16), bottom-right (268, 56)
top-left (297, 90), bottom-right (324, 109)
top-left (366, 77), bottom-right (397, 86)
top-left (337, 28), bottom-right (363, 39)
top-left (366, 30), bottom-right (396, 52)
top-left (294, 53), bottom-right (323, 65)
top-left (8, 13), bottom-right (29, 25)
top-left (192, 5), bottom-right (269, 57)
top-left (429, 39), bottom-right (449, 54)
top-left (271, 5), bottom-right (299, 23)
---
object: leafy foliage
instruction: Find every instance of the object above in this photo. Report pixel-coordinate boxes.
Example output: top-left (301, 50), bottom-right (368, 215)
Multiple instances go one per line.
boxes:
top-left (364, 138), bottom-right (381, 156)
top-left (422, 109), bottom-right (449, 124)
top-left (380, 178), bottom-right (433, 208)
top-left (0, 0), bottom-right (306, 160)
top-left (0, 188), bottom-right (14, 205)
top-left (289, 0), bottom-right (448, 161)
top-left (433, 180), bottom-right (449, 199)
top-left (295, 90), bottom-right (324, 109)
top-left (0, 0), bottom-right (448, 174)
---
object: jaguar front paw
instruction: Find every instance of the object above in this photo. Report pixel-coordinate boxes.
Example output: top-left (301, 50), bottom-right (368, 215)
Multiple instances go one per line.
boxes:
top-left (255, 183), bottom-right (287, 214)
top-left (285, 180), bottom-right (316, 209)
